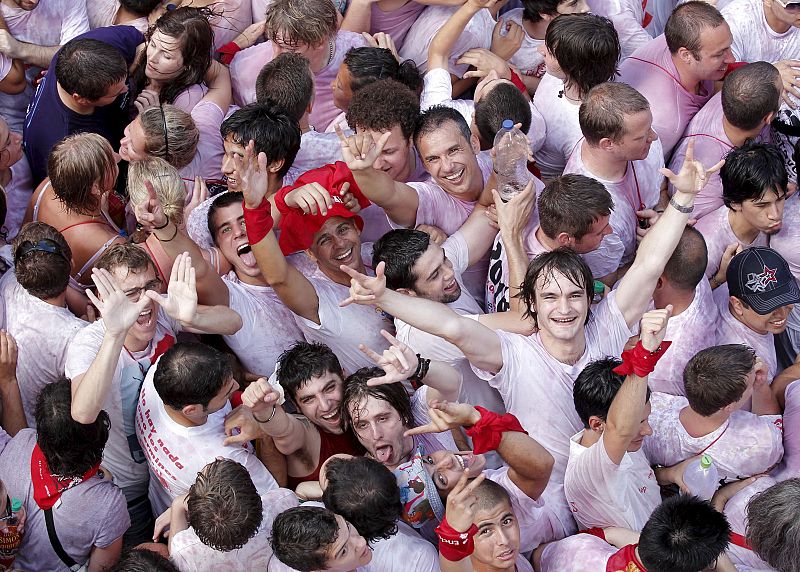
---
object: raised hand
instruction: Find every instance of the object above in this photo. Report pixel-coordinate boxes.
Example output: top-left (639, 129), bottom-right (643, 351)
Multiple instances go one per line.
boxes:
top-left (146, 252), bottom-right (197, 323)
top-left (0, 331), bottom-right (17, 387)
top-left (284, 181), bottom-right (335, 215)
top-left (361, 32), bottom-right (399, 61)
top-left (493, 179), bottom-right (536, 238)
top-left (445, 472), bottom-right (486, 533)
top-left (490, 19), bottom-right (524, 61)
top-left (223, 404), bottom-right (267, 446)
top-left (359, 329), bottom-right (418, 386)
top-left (87, 268), bottom-right (152, 336)
top-left (184, 176), bottom-right (209, 222)
top-left (133, 179), bottom-right (168, 231)
top-left (335, 123), bottom-right (390, 172)
top-left (339, 260), bottom-right (387, 307)
top-left (232, 139), bottom-right (270, 209)
top-left (459, 48), bottom-right (511, 81)
top-left (658, 138), bottom-right (724, 196)
top-left (241, 377), bottom-right (283, 416)
top-left (639, 305), bottom-right (672, 352)
top-left (134, 89), bottom-right (160, 115)
top-left (404, 400), bottom-right (481, 437)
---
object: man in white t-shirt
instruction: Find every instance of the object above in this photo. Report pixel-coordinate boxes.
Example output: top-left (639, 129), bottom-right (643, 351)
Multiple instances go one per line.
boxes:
top-left (716, 247), bottom-right (800, 387)
top-left (587, 0), bottom-right (653, 59)
top-left (136, 343), bottom-right (278, 516)
top-left (134, 104), bottom-right (306, 378)
top-left (564, 82), bottom-right (664, 284)
top-left (2, 222), bottom-right (86, 426)
top-left (696, 142), bottom-right (787, 286)
top-left (64, 246), bottom-right (242, 545)
top-left (645, 344), bottom-right (784, 482)
top-left (618, 1), bottom-right (734, 159)
top-left (563, 308), bottom-right (669, 531)
top-left (722, 0), bottom-right (800, 63)
top-left (340, 141), bottom-right (722, 535)
top-left (670, 62), bottom-right (781, 220)
top-left (648, 226), bottom-right (720, 395)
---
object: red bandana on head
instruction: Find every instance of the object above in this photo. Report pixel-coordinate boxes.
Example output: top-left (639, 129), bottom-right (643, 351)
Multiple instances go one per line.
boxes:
top-left (30, 444), bottom-right (101, 510)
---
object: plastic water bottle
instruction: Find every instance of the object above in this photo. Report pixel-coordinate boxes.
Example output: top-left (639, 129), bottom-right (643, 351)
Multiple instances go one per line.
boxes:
top-left (492, 119), bottom-right (532, 202)
top-left (682, 455), bottom-right (719, 500)
top-left (0, 498), bottom-right (24, 568)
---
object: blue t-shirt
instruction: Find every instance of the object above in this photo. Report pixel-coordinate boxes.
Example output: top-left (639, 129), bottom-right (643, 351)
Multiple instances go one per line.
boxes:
top-left (23, 25), bottom-right (143, 185)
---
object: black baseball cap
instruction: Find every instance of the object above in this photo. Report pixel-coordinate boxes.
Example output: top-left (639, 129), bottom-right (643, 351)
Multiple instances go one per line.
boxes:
top-left (727, 247), bottom-right (800, 315)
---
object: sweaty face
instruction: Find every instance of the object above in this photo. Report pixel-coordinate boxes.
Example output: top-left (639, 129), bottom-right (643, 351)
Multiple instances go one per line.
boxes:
top-left (220, 136), bottom-right (247, 192)
top-left (471, 500), bottom-right (521, 571)
top-left (308, 217), bottom-right (364, 277)
top-left (571, 215), bottom-right (612, 253)
top-left (211, 202), bottom-right (264, 284)
top-left (324, 515), bottom-right (372, 571)
top-left (766, 0), bottom-right (800, 29)
top-left (331, 63), bottom-right (353, 111)
top-left (203, 376), bottom-right (238, 416)
top-left (108, 265), bottom-right (160, 346)
top-left (532, 269), bottom-right (591, 343)
top-left (92, 77), bottom-right (129, 107)
top-left (119, 118), bottom-right (148, 162)
top-left (146, 30), bottom-right (185, 83)
top-left (409, 243), bottom-right (461, 303)
top-left (0, 118), bottom-right (23, 170)
top-left (627, 401), bottom-right (653, 452)
top-left (422, 451), bottom-right (487, 497)
top-left (349, 395), bottom-right (412, 469)
top-left (735, 300), bottom-right (793, 335)
top-left (735, 189), bottom-right (786, 235)
top-left (294, 372), bottom-right (345, 435)
top-left (688, 23), bottom-right (735, 82)
top-left (613, 110), bottom-right (658, 162)
top-left (358, 125), bottom-right (414, 182)
top-left (417, 122), bottom-right (482, 201)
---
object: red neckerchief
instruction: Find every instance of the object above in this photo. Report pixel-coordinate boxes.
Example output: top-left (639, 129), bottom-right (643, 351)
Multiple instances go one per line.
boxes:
top-left (729, 531), bottom-right (752, 550)
top-left (31, 444), bottom-right (101, 510)
top-left (606, 543), bottom-right (647, 572)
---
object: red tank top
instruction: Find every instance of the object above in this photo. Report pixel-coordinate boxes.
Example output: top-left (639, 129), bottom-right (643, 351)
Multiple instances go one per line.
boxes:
top-left (286, 429), bottom-right (366, 490)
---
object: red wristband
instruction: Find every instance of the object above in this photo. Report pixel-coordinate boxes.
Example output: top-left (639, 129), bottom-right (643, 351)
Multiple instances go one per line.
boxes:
top-left (612, 340), bottom-right (672, 377)
top-left (217, 41), bottom-right (242, 65)
top-left (464, 406), bottom-right (527, 455)
top-left (436, 516), bottom-right (478, 561)
top-left (243, 197), bottom-right (274, 245)
top-left (509, 70), bottom-right (527, 94)
top-left (581, 527), bottom-right (607, 541)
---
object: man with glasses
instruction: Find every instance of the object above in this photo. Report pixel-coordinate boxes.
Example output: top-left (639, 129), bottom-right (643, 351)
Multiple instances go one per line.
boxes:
top-left (64, 245), bottom-right (241, 546)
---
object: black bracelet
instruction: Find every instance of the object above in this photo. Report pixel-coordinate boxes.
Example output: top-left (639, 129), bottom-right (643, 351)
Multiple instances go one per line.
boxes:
top-left (155, 223), bottom-right (179, 243)
top-left (253, 404), bottom-right (277, 424)
top-left (408, 354), bottom-right (431, 384)
top-left (154, 218), bottom-right (170, 230)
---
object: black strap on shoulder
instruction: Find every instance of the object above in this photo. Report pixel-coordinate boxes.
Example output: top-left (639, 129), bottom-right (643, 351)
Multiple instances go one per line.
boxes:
top-left (44, 507), bottom-right (79, 569)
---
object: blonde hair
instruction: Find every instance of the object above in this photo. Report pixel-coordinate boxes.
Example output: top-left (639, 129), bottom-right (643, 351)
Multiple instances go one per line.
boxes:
top-left (264, 0), bottom-right (338, 48)
top-left (139, 104), bottom-right (199, 169)
top-left (47, 133), bottom-right (117, 215)
top-left (127, 157), bottom-right (186, 225)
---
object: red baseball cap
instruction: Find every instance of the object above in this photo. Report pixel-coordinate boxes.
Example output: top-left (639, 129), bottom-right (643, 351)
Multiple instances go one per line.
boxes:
top-left (274, 161), bottom-right (371, 255)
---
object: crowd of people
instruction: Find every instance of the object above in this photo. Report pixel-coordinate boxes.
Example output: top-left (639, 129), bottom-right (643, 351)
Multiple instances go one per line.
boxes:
top-left (0, 0), bottom-right (799, 570)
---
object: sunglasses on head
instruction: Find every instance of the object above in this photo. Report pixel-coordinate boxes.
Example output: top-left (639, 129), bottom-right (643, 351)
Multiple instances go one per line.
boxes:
top-left (776, 0), bottom-right (800, 11)
top-left (14, 239), bottom-right (69, 265)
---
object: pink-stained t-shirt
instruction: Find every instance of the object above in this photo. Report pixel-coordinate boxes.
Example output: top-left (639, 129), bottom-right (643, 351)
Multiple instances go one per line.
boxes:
top-left (87, 0), bottom-right (149, 33)
top-left (532, 73), bottom-right (583, 180)
top-left (499, 8), bottom-right (546, 79)
top-left (398, 5), bottom-right (494, 77)
top-left (3, 153), bottom-right (33, 240)
top-left (619, 34), bottom-right (715, 159)
top-left (564, 432), bottom-right (660, 531)
top-left (722, 476), bottom-right (777, 572)
top-left (723, 0), bottom-right (800, 62)
top-left (695, 205), bottom-right (769, 279)
top-left (209, 0), bottom-right (255, 50)
top-left (472, 291), bottom-right (636, 534)
top-left (284, 130), bottom-right (344, 186)
top-left (648, 279), bottom-right (719, 395)
top-left (714, 283), bottom-right (780, 386)
top-left (230, 31), bottom-right (367, 131)
top-left (773, 379), bottom-right (800, 480)
top-left (370, 0), bottom-right (427, 50)
top-left (179, 100), bottom-right (226, 182)
top-left (539, 533), bottom-right (638, 572)
top-left (772, 194), bottom-right (800, 357)
top-left (588, 0), bottom-right (652, 59)
top-left (644, 392), bottom-right (784, 481)
top-left (564, 138), bottom-right (664, 276)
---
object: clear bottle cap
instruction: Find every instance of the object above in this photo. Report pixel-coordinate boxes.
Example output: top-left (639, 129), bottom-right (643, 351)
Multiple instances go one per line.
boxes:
top-left (700, 455), bottom-right (713, 469)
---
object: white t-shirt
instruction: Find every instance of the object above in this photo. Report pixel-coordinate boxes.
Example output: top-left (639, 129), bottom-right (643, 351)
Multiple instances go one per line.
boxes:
top-left (87, 0), bottom-right (149, 33)
top-left (588, 0), bottom-right (652, 59)
top-left (564, 432), bottom-right (660, 531)
top-left (179, 100), bottom-right (226, 183)
top-left (395, 233), bottom-right (505, 414)
top-left (648, 279), bottom-right (719, 395)
top-left (564, 139), bottom-right (664, 275)
top-left (0, 0), bottom-right (90, 131)
top-left (65, 309), bottom-right (181, 501)
top-left (695, 206), bottom-right (769, 279)
top-left (284, 130), bottom-right (344, 186)
top-left (171, 488), bottom-right (298, 572)
top-left (472, 291), bottom-right (636, 534)
top-left (297, 269), bottom-right (395, 375)
top-left (538, 533), bottom-right (634, 572)
top-left (499, 9), bottom-right (546, 80)
top-left (774, 379), bottom-right (800, 480)
top-left (0, 272), bottom-right (86, 427)
top-left (723, 0), bottom-right (800, 62)
top-left (532, 73), bottom-right (583, 180)
top-left (644, 392), bottom-right (784, 482)
top-left (136, 359), bottom-right (278, 516)
top-left (223, 273), bottom-right (305, 377)
top-left (367, 521), bottom-right (440, 572)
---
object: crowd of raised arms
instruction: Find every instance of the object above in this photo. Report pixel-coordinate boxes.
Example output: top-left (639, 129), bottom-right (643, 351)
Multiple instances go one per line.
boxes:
top-left (1, 0), bottom-right (800, 571)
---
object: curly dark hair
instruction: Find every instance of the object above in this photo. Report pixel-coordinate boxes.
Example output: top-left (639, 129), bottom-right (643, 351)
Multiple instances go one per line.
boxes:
top-left (347, 79), bottom-right (420, 140)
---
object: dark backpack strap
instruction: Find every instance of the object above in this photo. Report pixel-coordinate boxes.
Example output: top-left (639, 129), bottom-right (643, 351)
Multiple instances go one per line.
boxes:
top-left (44, 507), bottom-right (79, 569)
